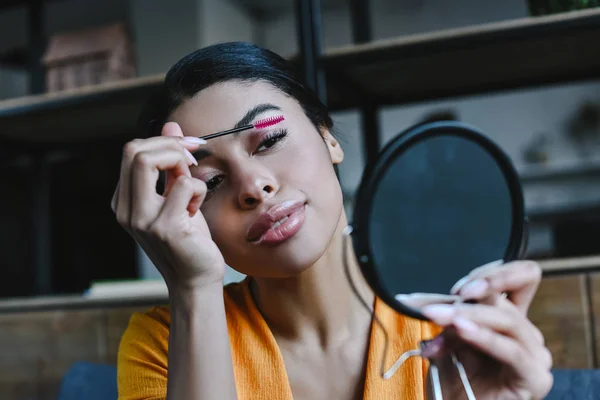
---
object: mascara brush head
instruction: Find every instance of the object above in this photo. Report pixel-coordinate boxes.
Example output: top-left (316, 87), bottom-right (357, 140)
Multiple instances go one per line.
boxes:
top-left (253, 115), bottom-right (285, 129)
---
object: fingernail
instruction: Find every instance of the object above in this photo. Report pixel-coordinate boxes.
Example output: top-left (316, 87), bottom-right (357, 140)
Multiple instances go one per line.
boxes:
top-left (395, 294), bottom-right (409, 301)
top-left (460, 279), bottom-right (489, 299)
top-left (183, 136), bottom-right (207, 145)
top-left (450, 276), bottom-right (470, 295)
top-left (421, 304), bottom-right (455, 325)
top-left (453, 316), bottom-right (479, 337)
top-left (184, 148), bottom-right (198, 166)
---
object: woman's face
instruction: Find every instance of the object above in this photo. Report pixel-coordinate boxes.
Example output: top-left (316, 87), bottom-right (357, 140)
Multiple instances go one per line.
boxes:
top-left (170, 80), bottom-right (345, 278)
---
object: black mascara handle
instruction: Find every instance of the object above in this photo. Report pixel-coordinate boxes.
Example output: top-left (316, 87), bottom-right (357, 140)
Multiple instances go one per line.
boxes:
top-left (201, 124), bottom-right (253, 140)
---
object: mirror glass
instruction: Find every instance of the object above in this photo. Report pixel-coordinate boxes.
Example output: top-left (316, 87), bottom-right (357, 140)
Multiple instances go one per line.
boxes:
top-left (353, 123), bottom-right (524, 319)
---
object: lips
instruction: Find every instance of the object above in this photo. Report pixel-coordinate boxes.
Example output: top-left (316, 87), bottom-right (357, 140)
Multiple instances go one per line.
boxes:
top-left (247, 201), bottom-right (306, 243)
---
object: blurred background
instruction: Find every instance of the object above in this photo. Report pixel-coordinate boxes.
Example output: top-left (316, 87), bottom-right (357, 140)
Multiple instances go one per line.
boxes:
top-left (0, 0), bottom-right (600, 398)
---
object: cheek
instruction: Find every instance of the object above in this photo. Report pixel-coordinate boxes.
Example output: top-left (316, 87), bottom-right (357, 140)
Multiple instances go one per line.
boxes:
top-left (279, 131), bottom-right (332, 175)
top-left (201, 204), bottom-right (239, 245)
top-left (292, 137), bottom-right (335, 185)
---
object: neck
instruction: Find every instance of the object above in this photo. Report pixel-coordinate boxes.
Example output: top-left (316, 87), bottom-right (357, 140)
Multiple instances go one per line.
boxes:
top-left (251, 211), bottom-right (375, 348)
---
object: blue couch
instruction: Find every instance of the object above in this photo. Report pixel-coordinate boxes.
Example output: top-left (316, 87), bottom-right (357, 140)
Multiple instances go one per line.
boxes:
top-left (56, 362), bottom-right (118, 400)
top-left (56, 362), bottom-right (600, 399)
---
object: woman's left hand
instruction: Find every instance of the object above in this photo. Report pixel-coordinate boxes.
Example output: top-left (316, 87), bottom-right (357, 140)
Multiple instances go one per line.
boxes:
top-left (420, 260), bottom-right (554, 400)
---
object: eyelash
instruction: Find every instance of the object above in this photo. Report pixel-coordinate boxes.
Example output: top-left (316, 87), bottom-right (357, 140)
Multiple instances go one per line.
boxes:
top-left (255, 129), bottom-right (288, 153)
top-left (203, 129), bottom-right (289, 196)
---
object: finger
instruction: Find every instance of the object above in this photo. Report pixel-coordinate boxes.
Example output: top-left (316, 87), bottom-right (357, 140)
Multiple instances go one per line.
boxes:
top-left (458, 261), bottom-right (542, 312)
top-left (452, 318), bottom-right (553, 398)
top-left (159, 175), bottom-right (207, 220)
top-left (161, 122), bottom-right (206, 196)
top-left (482, 295), bottom-right (549, 365)
top-left (187, 187), bottom-right (205, 217)
top-left (496, 295), bottom-right (546, 346)
top-left (395, 293), bottom-right (462, 309)
top-left (424, 302), bottom-right (553, 371)
top-left (116, 136), bottom-right (202, 226)
top-left (162, 122), bottom-right (207, 149)
top-left (130, 149), bottom-right (195, 230)
top-left (450, 259), bottom-right (503, 294)
top-left (422, 303), bottom-right (540, 353)
top-left (116, 140), bottom-right (140, 227)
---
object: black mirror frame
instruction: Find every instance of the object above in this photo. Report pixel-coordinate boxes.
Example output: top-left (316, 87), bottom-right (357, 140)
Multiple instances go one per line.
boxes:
top-left (350, 121), bottom-right (526, 321)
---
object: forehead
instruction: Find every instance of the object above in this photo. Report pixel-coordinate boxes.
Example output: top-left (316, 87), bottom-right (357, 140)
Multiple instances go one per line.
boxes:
top-left (170, 80), bottom-right (296, 137)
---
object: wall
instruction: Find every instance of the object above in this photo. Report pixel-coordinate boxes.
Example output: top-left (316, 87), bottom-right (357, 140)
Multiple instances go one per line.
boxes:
top-left (129, 0), bottom-right (199, 76)
top-left (199, 0), bottom-right (257, 47)
top-left (0, 69), bottom-right (27, 100)
top-left (0, 6), bottom-right (29, 98)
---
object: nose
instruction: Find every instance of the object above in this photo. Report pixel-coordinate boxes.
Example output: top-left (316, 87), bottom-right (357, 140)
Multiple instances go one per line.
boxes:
top-left (235, 165), bottom-right (278, 209)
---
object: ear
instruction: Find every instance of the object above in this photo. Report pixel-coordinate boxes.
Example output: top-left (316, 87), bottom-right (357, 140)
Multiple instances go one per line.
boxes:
top-left (322, 129), bottom-right (344, 165)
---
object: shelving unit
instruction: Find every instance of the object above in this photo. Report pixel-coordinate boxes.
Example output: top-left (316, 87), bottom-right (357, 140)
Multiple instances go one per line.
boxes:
top-left (0, 73), bottom-right (163, 143)
top-left (0, 7), bottom-right (598, 142)
top-left (323, 7), bottom-right (600, 111)
top-left (297, 5), bottom-right (600, 165)
top-left (0, 0), bottom-right (599, 296)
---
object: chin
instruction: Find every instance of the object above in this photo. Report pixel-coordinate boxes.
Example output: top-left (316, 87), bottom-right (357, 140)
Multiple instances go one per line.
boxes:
top-left (227, 224), bottom-right (332, 279)
top-left (239, 238), bottom-right (327, 278)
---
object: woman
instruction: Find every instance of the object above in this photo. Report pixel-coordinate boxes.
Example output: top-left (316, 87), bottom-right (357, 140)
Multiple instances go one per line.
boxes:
top-left (113, 42), bottom-right (553, 400)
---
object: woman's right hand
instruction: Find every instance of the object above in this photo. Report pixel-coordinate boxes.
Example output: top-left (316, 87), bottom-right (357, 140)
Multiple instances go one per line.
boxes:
top-left (111, 122), bottom-right (225, 291)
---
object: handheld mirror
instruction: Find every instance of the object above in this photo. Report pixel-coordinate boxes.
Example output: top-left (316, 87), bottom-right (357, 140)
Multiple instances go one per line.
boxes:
top-left (350, 121), bottom-right (527, 321)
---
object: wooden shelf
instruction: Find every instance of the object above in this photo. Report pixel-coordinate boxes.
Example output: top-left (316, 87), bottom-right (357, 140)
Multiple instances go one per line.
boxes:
top-left (1, 9), bottom-right (600, 142)
top-left (0, 0), bottom-right (64, 10)
top-left (0, 73), bottom-right (164, 143)
top-left (520, 159), bottom-right (600, 183)
top-left (323, 8), bottom-right (600, 110)
top-left (538, 255), bottom-right (600, 275)
top-left (0, 291), bottom-right (168, 314)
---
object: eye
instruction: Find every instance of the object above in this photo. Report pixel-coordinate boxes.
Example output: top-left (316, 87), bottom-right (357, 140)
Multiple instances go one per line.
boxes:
top-left (206, 175), bottom-right (224, 191)
top-left (256, 130), bottom-right (288, 153)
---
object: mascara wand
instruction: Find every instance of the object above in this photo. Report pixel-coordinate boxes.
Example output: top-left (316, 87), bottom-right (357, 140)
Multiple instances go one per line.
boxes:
top-left (201, 115), bottom-right (285, 140)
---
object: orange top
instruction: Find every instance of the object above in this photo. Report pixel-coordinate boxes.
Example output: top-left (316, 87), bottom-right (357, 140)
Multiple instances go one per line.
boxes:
top-left (117, 279), bottom-right (441, 400)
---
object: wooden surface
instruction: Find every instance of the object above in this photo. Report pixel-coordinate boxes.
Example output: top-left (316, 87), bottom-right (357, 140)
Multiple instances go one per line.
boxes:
top-left (1, 256), bottom-right (600, 399)
top-left (589, 274), bottom-right (600, 367)
top-left (0, 293), bottom-right (168, 314)
top-left (529, 274), bottom-right (594, 368)
top-left (0, 74), bottom-right (163, 143)
top-left (538, 255), bottom-right (600, 275)
top-left (0, 306), bottom-right (149, 400)
top-left (0, 0), bottom-right (63, 10)
top-left (0, 254), bottom-right (597, 313)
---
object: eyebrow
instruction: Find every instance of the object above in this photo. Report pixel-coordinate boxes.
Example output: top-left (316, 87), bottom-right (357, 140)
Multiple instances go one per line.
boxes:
top-left (192, 148), bottom-right (213, 161)
top-left (234, 103), bottom-right (282, 130)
